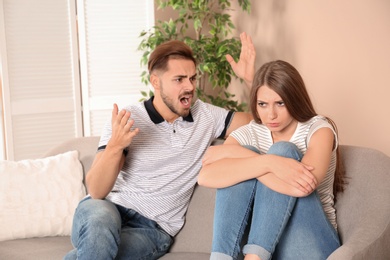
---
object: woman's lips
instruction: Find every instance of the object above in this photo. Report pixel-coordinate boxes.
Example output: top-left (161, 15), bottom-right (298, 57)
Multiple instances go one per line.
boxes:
top-left (267, 123), bottom-right (279, 128)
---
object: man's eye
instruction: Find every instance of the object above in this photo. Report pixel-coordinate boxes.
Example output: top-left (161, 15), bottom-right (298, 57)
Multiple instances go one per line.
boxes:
top-left (175, 78), bottom-right (183, 82)
top-left (190, 76), bottom-right (197, 83)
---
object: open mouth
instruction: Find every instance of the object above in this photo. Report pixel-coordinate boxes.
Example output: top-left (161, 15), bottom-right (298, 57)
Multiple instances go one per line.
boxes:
top-left (180, 94), bottom-right (192, 107)
top-left (181, 97), bottom-right (190, 105)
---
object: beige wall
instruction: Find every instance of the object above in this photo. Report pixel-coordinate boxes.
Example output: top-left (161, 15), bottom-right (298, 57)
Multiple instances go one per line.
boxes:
top-left (156, 0), bottom-right (390, 157)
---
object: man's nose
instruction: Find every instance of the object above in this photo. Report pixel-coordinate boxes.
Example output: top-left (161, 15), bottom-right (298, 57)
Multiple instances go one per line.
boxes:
top-left (184, 78), bottom-right (195, 90)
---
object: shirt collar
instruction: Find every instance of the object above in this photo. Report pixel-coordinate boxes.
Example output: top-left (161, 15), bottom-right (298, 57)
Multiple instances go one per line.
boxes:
top-left (144, 96), bottom-right (194, 124)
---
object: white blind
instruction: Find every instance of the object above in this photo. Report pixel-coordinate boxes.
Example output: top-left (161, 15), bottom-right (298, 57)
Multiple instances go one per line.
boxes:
top-left (0, 0), bottom-right (82, 160)
top-left (77, 0), bottom-right (154, 136)
top-left (0, 0), bottom-right (154, 159)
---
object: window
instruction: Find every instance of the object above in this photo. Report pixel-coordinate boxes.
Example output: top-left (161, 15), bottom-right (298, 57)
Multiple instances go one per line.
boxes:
top-left (0, 0), bottom-right (154, 160)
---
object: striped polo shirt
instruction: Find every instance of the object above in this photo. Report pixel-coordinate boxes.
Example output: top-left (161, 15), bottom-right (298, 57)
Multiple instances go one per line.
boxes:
top-left (98, 97), bottom-right (233, 236)
top-left (230, 115), bottom-right (338, 230)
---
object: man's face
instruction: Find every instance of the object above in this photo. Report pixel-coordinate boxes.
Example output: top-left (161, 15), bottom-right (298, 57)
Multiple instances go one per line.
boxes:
top-left (155, 58), bottom-right (197, 120)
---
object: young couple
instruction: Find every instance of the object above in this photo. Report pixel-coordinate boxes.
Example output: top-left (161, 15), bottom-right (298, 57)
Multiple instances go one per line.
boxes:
top-left (65, 31), bottom-right (344, 260)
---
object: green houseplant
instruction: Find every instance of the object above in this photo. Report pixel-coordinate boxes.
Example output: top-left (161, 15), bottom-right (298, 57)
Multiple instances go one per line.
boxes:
top-left (138, 0), bottom-right (251, 111)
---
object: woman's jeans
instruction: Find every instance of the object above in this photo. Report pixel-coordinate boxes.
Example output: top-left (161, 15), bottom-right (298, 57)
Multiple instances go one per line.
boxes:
top-left (63, 197), bottom-right (173, 260)
top-left (211, 142), bottom-right (340, 260)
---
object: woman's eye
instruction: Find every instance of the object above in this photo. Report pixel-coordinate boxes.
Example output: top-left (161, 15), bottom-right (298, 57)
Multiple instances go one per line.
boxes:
top-left (257, 102), bottom-right (266, 107)
top-left (277, 101), bottom-right (285, 106)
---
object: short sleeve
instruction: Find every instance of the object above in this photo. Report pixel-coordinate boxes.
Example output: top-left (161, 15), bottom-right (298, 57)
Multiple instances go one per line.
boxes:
top-left (307, 118), bottom-right (338, 150)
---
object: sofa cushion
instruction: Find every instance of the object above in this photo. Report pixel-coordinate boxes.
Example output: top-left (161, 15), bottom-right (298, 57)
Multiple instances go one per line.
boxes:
top-left (0, 236), bottom-right (73, 260)
top-left (0, 151), bottom-right (86, 241)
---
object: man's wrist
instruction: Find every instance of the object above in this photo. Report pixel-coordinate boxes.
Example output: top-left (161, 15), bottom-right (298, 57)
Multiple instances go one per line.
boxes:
top-left (245, 79), bottom-right (253, 88)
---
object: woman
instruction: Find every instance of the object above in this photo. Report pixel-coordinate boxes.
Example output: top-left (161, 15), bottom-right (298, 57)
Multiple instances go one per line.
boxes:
top-left (198, 60), bottom-right (345, 260)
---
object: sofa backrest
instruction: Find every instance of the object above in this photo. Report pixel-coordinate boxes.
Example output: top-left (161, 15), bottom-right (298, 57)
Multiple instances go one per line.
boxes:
top-left (44, 136), bottom-right (100, 192)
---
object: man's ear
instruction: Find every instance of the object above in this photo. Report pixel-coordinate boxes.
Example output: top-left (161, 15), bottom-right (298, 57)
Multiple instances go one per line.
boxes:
top-left (150, 73), bottom-right (160, 90)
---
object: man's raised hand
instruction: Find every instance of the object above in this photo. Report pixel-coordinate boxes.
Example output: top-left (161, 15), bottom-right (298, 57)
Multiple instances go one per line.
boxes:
top-left (226, 32), bottom-right (256, 87)
top-left (109, 103), bottom-right (139, 151)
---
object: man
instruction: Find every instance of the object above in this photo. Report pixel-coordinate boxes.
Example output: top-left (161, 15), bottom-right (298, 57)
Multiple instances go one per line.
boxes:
top-left (64, 32), bottom-right (255, 259)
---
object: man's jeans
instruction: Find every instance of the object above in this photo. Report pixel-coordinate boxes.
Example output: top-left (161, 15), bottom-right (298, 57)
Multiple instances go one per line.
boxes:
top-left (64, 197), bottom-right (173, 260)
top-left (211, 142), bottom-right (340, 260)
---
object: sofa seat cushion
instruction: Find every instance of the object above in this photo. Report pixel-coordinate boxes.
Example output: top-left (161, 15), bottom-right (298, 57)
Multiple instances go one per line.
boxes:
top-left (0, 236), bottom-right (72, 260)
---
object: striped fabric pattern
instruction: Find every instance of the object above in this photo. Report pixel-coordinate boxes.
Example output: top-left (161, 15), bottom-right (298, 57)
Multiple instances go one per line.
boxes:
top-left (98, 99), bottom-right (231, 236)
top-left (230, 115), bottom-right (338, 229)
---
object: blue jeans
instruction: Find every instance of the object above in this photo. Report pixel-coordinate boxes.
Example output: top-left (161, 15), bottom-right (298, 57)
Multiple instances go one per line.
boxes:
top-left (211, 142), bottom-right (340, 260)
top-left (64, 197), bottom-right (173, 260)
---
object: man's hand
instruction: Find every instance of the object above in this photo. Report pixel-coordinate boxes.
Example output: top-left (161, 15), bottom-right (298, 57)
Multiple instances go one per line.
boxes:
top-left (108, 103), bottom-right (139, 151)
top-left (226, 32), bottom-right (256, 88)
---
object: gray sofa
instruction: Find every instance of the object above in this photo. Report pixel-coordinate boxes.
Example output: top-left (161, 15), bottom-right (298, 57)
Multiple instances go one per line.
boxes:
top-left (1, 136), bottom-right (389, 260)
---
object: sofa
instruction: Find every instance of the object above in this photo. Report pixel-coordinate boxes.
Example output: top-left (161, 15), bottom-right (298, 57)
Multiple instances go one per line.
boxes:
top-left (0, 136), bottom-right (389, 260)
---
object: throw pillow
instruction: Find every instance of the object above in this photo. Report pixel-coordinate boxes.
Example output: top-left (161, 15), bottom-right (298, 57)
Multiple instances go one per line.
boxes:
top-left (0, 150), bottom-right (86, 241)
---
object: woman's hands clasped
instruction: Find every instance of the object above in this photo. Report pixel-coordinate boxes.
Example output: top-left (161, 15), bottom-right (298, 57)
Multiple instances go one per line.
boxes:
top-left (266, 155), bottom-right (318, 195)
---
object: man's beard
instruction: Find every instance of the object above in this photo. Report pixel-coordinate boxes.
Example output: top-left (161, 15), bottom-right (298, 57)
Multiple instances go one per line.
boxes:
top-left (160, 86), bottom-right (191, 118)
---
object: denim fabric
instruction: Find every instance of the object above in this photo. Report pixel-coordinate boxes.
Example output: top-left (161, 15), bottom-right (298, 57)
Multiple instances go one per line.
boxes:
top-left (211, 141), bottom-right (340, 260)
top-left (64, 197), bottom-right (173, 260)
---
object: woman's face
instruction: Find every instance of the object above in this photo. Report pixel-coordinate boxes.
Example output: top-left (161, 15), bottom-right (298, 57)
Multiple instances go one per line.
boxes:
top-left (256, 85), bottom-right (297, 138)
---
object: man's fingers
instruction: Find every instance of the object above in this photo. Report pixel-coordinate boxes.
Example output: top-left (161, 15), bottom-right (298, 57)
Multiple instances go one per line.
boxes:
top-left (225, 54), bottom-right (234, 64)
top-left (226, 54), bottom-right (238, 73)
top-left (111, 103), bottom-right (119, 123)
top-left (120, 110), bottom-right (131, 126)
top-left (129, 127), bottom-right (140, 137)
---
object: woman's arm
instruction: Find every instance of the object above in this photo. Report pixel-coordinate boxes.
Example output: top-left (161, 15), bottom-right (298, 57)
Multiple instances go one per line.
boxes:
top-left (257, 128), bottom-right (334, 196)
top-left (201, 138), bottom-right (258, 166)
top-left (198, 137), bottom-right (317, 195)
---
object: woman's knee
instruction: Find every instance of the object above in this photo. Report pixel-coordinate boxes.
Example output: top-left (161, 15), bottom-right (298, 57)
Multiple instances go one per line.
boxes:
top-left (267, 141), bottom-right (303, 161)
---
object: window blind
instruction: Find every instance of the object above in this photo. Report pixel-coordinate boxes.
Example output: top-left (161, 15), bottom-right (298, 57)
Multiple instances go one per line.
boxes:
top-left (77, 0), bottom-right (154, 136)
top-left (0, 0), bottom-right (82, 160)
top-left (0, 0), bottom-right (154, 159)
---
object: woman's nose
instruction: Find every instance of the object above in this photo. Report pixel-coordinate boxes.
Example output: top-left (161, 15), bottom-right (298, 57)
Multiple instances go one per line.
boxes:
top-left (268, 107), bottom-right (277, 119)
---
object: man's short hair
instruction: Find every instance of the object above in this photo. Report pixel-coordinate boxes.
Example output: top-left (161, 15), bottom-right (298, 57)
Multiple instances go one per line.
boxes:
top-left (148, 40), bottom-right (197, 74)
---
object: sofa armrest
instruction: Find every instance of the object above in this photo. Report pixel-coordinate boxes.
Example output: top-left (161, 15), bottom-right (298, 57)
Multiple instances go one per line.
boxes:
top-left (328, 145), bottom-right (390, 259)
